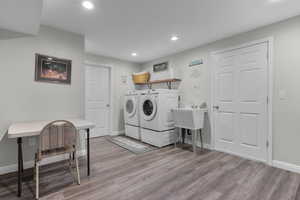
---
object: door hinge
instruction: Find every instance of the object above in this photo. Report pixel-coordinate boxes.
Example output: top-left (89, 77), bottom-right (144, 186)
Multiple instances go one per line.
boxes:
top-left (266, 140), bottom-right (269, 148)
top-left (266, 96), bottom-right (269, 104)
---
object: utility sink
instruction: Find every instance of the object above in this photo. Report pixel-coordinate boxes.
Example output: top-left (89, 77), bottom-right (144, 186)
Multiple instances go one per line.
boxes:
top-left (172, 108), bottom-right (207, 130)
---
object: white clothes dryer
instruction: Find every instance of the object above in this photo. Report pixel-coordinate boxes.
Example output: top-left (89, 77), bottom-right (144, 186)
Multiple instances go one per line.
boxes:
top-left (124, 90), bottom-right (141, 140)
top-left (124, 90), bottom-right (148, 140)
top-left (139, 89), bottom-right (179, 147)
top-left (124, 90), bottom-right (140, 126)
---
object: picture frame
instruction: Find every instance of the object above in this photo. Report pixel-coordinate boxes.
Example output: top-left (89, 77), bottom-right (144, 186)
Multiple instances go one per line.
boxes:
top-left (153, 62), bottom-right (168, 72)
top-left (35, 54), bottom-right (72, 84)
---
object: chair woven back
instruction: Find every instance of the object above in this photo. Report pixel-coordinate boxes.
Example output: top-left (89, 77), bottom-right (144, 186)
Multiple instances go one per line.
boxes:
top-left (38, 120), bottom-right (77, 160)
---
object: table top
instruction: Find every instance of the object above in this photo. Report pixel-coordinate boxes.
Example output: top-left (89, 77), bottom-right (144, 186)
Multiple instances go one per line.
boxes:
top-left (8, 119), bottom-right (95, 138)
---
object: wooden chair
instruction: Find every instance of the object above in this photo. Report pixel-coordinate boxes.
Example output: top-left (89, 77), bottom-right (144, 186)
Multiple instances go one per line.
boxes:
top-left (35, 120), bottom-right (80, 199)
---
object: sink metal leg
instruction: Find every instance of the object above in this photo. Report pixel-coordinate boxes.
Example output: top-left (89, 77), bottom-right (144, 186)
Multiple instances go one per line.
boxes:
top-left (192, 130), bottom-right (197, 153)
top-left (174, 128), bottom-right (179, 148)
top-left (182, 129), bottom-right (186, 144)
top-left (195, 130), bottom-right (198, 153)
top-left (199, 129), bottom-right (203, 151)
top-left (191, 131), bottom-right (194, 152)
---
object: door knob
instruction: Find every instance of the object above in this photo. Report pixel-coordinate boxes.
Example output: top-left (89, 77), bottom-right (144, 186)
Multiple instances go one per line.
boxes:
top-left (213, 106), bottom-right (219, 110)
top-left (106, 104), bottom-right (110, 107)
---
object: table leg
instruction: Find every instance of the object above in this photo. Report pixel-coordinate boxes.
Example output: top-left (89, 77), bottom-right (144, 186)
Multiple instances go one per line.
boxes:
top-left (20, 146), bottom-right (24, 173)
top-left (87, 128), bottom-right (90, 176)
top-left (17, 138), bottom-right (23, 197)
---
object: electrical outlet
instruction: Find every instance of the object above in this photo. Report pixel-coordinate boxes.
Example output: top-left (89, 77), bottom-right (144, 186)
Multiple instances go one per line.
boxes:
top-left (28, 137), bottom-right (36, 146)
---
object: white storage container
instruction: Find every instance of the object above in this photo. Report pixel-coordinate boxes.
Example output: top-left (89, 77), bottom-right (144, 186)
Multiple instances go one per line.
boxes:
top-left (125, 125), bottom-right (140, 140)
top-left (141, 128), bottom-right (175, 147)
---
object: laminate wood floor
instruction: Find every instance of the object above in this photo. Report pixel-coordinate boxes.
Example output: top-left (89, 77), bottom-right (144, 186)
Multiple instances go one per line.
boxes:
top-left (1, 137), bottom-right (300, 200)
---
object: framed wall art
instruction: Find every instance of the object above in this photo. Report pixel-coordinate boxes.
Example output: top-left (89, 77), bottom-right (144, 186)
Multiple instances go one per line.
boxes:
top-left (35, 54), bottom-right (72, 84)
top-left (153, 62), bottom-right (168, 72)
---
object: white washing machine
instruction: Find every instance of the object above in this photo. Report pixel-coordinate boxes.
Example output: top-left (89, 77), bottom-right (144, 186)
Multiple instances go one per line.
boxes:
top-left (124, 90), bottom-right (141, 140)
top-left (139, 89), bottom-right (179, 147)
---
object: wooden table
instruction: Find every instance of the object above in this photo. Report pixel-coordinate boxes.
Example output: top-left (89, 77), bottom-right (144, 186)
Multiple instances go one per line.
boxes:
top-left (7, 119), bottom-right (95, 197)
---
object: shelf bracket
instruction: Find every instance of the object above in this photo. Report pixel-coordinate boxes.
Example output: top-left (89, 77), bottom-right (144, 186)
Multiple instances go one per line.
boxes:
top-left (147, 83), bottom-right (152, 89)
top-left (166, 81), bottom-right (172, 89)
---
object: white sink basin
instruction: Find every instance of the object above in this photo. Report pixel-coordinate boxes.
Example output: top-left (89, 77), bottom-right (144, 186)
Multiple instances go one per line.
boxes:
top-left (172, 108), bottom-right (207, 130)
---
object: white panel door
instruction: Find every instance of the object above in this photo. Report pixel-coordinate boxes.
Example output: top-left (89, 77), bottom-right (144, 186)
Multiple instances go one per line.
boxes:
top-left (85, 65), bottom-right (110, 138)
top-left (213, 42), bottom-right (268, 162)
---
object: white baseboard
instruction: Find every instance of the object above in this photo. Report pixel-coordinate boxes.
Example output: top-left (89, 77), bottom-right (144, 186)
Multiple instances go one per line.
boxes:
top-left (111, 130), bottom-right (125, 136)
top-left (272, 160), bottom-right (300, 174)
top-left (0, 150), bottom-right (86, 176)
top-left (202, 143), bottom-right (211, 149)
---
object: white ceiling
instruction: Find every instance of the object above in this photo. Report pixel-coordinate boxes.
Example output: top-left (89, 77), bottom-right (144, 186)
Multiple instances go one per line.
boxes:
top-left (41, 0), bottom-right (300, 63)
top-left (0, 0), bottom-right (42, 35)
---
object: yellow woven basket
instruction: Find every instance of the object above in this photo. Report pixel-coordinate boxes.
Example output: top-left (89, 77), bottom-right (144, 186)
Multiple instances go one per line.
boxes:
top-left (132, 72), bottom-right (150, 84)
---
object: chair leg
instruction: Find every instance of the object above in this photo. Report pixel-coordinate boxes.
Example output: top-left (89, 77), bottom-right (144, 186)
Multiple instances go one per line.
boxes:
top-left (35, 162), bottom-right (39, 200)
top-left (33, 162), bottom-right (36, 181)
top-left (69, 153), bottom-right (73, 168)
top-left (74, 153), bottom-right (81, 185)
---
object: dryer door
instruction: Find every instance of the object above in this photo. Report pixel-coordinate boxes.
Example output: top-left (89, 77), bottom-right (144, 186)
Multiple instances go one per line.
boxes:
top-left (141, 96), bottom-right (157, 121)
top-left (125, 97), bottom-right (137, 118)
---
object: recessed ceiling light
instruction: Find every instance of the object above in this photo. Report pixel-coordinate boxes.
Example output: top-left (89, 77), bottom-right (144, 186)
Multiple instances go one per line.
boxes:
top-left (131, 52), bottom-right (137, 57)
top-left (82, 1), bottom-right (94, 10)
top-left (171, 35), bottom-right (179, 41)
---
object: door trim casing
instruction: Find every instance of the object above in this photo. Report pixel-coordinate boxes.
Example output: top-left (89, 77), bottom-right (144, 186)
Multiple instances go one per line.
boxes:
top-left (84, 61), bottom-right (113, 136)
top-left (209, 37), bottom-right (273, 165)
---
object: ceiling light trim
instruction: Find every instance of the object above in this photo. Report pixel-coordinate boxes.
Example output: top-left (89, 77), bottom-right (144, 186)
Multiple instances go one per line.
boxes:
top-left (82, 1), bottom-right (94, 10)
top-left (171, 35), bottom-right (179, 41)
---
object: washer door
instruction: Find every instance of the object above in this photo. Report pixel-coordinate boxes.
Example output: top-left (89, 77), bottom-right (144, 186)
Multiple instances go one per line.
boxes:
top-left (125, 97), bottom-right (137, 118)
top-left (142, 96), bottom-right (157, 121)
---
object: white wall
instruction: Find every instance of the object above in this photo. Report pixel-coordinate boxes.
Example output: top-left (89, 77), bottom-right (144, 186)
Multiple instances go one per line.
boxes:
top-left (0, 26), bottom-right (85, 167)
top-left (0, 26), bottom-right (139, 171)
top-left (142, 15), bottom-right (300, 167)
top-left (84, 54), bottom-right (140, 133)
top-left (0, 0), bottom-right (42, 35)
